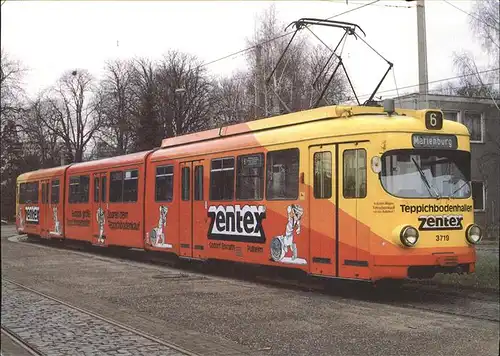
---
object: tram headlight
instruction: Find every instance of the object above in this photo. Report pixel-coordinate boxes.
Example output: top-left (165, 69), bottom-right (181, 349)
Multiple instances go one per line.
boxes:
top-left (400, 226), bottom-right (419, 247)
top-left (466, 224), bottom-right (482, 245)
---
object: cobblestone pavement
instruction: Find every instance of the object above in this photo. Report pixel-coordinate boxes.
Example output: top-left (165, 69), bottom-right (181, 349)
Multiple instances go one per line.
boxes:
top-left (1, 281), bottom-right (187, 356)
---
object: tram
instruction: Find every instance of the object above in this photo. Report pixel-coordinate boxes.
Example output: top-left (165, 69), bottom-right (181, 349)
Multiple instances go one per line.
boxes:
top-left (16, 100), bottom-right (482, 282)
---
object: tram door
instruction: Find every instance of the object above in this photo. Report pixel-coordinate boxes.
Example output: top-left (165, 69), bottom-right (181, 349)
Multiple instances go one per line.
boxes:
top-left (40, 180), bottom-right (50, 238)
top-left (179, 160), bottom-right (205, 258)
top-left (309, 145), bottom-right (336, 276)
top-left (338, 142), bottom-right (370, 280)
top-left (91, 172), bottom-right (108, 245)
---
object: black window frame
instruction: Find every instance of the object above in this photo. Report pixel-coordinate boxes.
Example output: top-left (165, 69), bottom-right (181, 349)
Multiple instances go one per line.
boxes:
top-left (51, 179), bottom-right (60, 204)
top-left (236, 153), bottom-right (264, 201)
top-left (194, 165), bottom-right (204, 201)
top-left (471, 181), bottom-right (485, 211)
top-left (123, 169), bottom-right (139, 203)
top-left (210, 157), bottom-right (235, 201)
top-left (68, 175), bottom-right (89, 203)
top-left (343, 149), bottom-right (367, 199)
top-left (181, 166), bottom-right (190, 201)
top-left (313, 151), bottom-right (332, 199)
top-left (155, 165), bottom-right (174, 202)
top-left (109, 171), bottom-right (124, 203)
top-left (94, 176), bottom-right (100, 203)
top-left (266, 148), bottom-right (300, 201)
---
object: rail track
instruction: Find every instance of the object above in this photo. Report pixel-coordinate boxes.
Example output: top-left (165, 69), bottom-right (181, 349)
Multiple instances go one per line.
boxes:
top-left (1, 325), bottom-right (44, 356)
top-left (13, 235), bottom-right (500, 324)
top-left (1, 277), bottom-right (199, 356)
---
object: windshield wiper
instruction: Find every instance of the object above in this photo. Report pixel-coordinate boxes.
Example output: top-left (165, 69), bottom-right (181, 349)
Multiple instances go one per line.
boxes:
top-left (411, 158), bottom-right (441, 199)
top-left (450, 180), bottom-right (470, 198)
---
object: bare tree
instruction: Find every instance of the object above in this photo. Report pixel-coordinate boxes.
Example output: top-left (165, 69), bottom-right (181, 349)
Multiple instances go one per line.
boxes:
top-left (441, 0), bottom-right (499, 98)
top-left (212, 71), bottom-right (253, 126)
top-left (93, 60), bottom-right (137, 158)
top-left (0, 49), bottom-right (26, 129)
top-left (38, 69), bottom-right (102, 163)
top-left (18, 96), bottom-right (63, 167)
top-left (155, 51), bottom-right (216, 137)
top-left (129, 58), bottom-right (162, 151)
top-left (246, 5), bottom-right (348, 117)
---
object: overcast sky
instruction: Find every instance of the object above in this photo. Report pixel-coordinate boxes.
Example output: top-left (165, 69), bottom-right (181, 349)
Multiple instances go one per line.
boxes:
top-left (1, 0), bottom-right (489, 102)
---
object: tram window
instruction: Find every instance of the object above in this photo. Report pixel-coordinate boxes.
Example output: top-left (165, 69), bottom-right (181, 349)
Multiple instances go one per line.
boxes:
top-left (236, 153), bottom-right (264, 200)
top-left (69, 175), bottom-right (89, 203)
top-left (314, 151), bottom-right (332, 199)
top-left (155, 165), bottom-right (174, 202)
top-left (42, 183), bottom-right (47, 204)
top-left (343, 149), bottom-right (367, 198)
top-left (181, 167), bottom-right (190, 201)
top-left (44, 183), bottom-right (49, 203)
top-left (51, 179), bottom-right (60, 204)
top-left (109, 171), bottom-right (123, 203)
top-left (266, 148), bottom-right (299, 200)
top-left (101, 176), bottom-right (107, 202)
top-left (210, 157), bottom-right (235, 201)
top-left (18, 183), bottom-right (24, 204)
top-left (94, 177), bottom-right (100, 203)
top-left (24, 182), bottom-right (37, 203)
top-left (123, 169), bottom-right (139, 203)
top-left (194, 165), bottom-right (203, 201)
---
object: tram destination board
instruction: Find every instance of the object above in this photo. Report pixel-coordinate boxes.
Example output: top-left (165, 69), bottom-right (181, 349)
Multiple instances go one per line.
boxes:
top-left (412, 134), bottom-right (458, 149)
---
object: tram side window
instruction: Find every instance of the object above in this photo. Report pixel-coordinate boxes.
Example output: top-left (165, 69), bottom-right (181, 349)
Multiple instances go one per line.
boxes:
top-left (194, 165), bottom-right (203, 201)
top-left (314, 151), bottom-right (332, 199)
top-left (19, 183), bottom-right (25, 203)
top-left (181, 167), bottom-right (190, 201)
top-left (343, 149), bottom-right (367, 198)
top-left (236, 153), bottom-right (264, 200)
top-left (69, 175), bottom-right (89, 203)
top-left (210, 157), bottom-right (235, 201)
top-left (51, 179), bottom-right (60, 204)
top-left (94, 177), bottom-right (100, 203)
top-left (110, 171), bottom-right (123, 203)
top-left (42, 182), bottom-right (47, 203)
top-left (266, 148), bottom-right (299, 200)
top-left (123, 169), bottom-right (139, 203)
top-left (101, 176), bottom-right (107, 202)
top-left (19, 182), bottom-right (36, 204)
top-left (155, 165), bottom-right (174, 202)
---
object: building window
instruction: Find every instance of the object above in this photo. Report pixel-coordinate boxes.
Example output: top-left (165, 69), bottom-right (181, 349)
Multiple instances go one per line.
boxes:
top-left (155, 165), bottom-right (174, 202)
top-left (210, 157), bottom-right (235, 201)
top-left (69, 176), bottom-right (89, 203)
top-left (463, 112), bottom-right (483, 143)
top-left (343, 149), bottom-right (367, 198)
top-left (182, 167), bottom-right (190, 201)
top-left (51, 179), bottom-right (60, 204)
top-left (314, 151), bottom-right (332, 199)
top-left (266, 148), bottom-right (299, 200)
top-left (236, 153), bottom-right (264, 201)
top-left (194, 165), bottom-right (204, 201)
top-left (471, 181), bottom-right (485, 211)
top-left (123, 169), bottom-right (139, 203)
top-left (443, 111), bottom-right (458, 122)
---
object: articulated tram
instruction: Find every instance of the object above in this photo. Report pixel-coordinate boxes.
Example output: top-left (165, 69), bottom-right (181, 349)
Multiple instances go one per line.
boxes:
top-left (16, 101), bottom-right (483, 282)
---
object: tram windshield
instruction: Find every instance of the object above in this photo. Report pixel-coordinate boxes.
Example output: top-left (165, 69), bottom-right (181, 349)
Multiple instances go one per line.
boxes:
top-left (380, 149), bottom-right (471, 199)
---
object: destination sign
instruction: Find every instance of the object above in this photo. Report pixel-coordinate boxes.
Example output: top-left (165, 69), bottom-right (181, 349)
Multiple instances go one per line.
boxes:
top-left (412, 134), bottom-right (458, 149)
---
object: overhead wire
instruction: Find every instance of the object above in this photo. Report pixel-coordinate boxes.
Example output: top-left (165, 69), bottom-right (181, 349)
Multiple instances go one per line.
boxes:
top-left (442, 0), bottom-right (500, 32)
top-left (353, 68), bottom-right (500, 100)
top-left (197, 0), bottom-right (382, 70)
